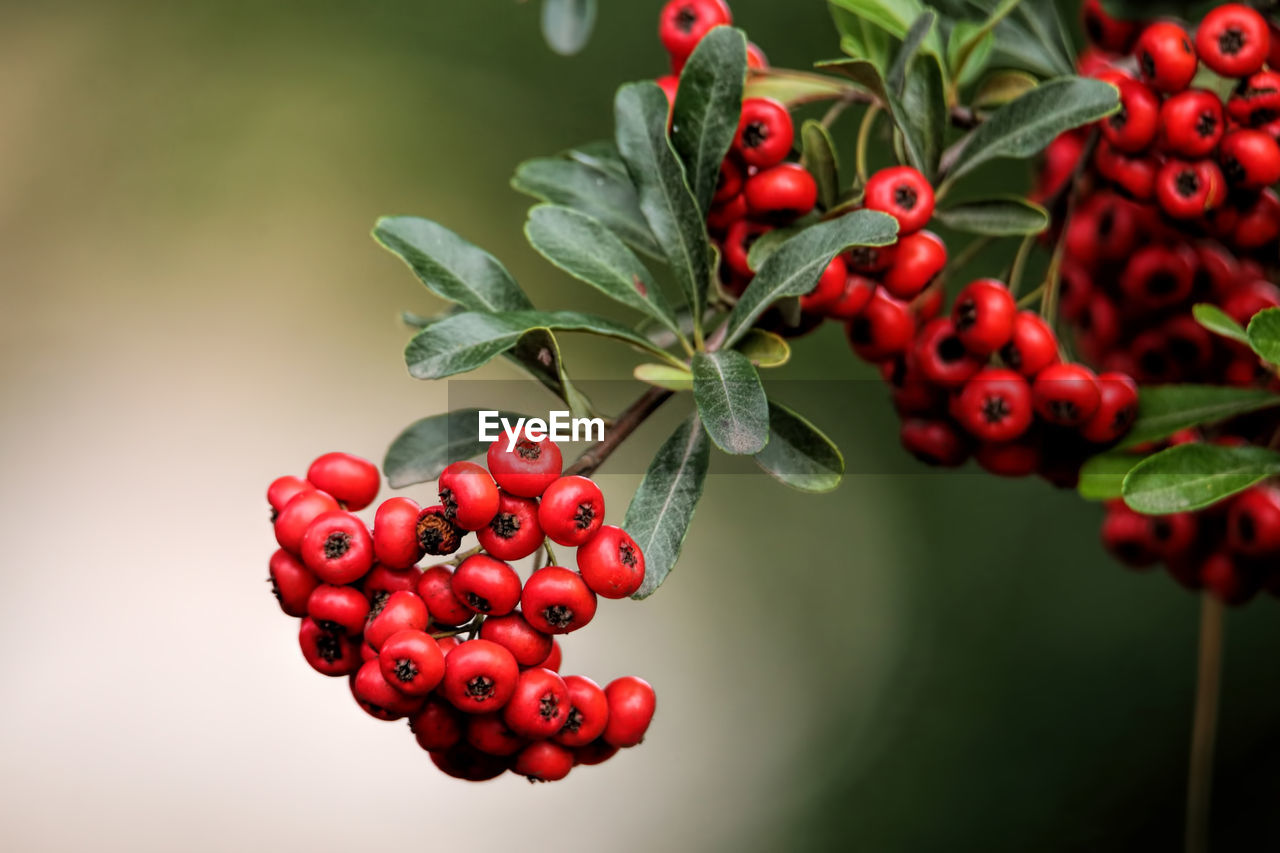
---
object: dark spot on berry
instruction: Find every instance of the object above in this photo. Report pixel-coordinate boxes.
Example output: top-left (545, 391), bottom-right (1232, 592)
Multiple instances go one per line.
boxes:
top-left (1168, 335), bottom-right (1199, 365)
top-left (439, 487), bottom-right (458, 519)
top-left (316, 619), bottom-right (343, 634)
top-left (465, 592), bottom-right (491, 613)
top-left (316, 631), bottom-right (344, 663)
top-left (1001, 343), bottom-right (1023, 372)
top-left (954, 298), bottom-right (978, 331)
top-left (323, 531), bottom-right (351, 560)
top-left (516, 441), bottom-right (541, 461)
top-left (1140, 348), bottom-right (1170, 377)
top-left (981, 395), bottom-right (1012, 424)
top-left (1139, 50), bottom-right (1155, 79)
top-left (489, 511), bottom-right (521, 541)
top-left (1114, 541), bottom-right (1146, 564)
top-left (1195, 111), bottom-right (1218, 139)
top-left (1113, 404), bottom-right (1137, 431)
top-left (368, 590), bottom-right (390, 619)
top-left (393, 658), bottom-right (419, 683)
top-left (417, 511), bottom-right (462, 556)
top-left (572, 501), bottom-right (597, 530)
top-left (1175, 169), bottom-right (1200, 197)
top-left (741, 120), bottom-right (768, 149)
top-left (1109, 106), bottom-right (1129, 130)
top-left (938, 335), bottom-right (967, 363)
top-left (1147, 271), bottom-right (1178, 295)
top-left (1151, 519), bottom-right (1173, 541)
top-left (538, 692), bottom-right (561, 721)
top-left (893, 183), bottom-right (919, 211)
top-left (1223, 155), bottom-right (1245, 185)
top-left (1097, 209), bottom-right (1115, 237)
top-left (466, 675), bottom-right (496, 699)
top-left (542, 604), bottom-right (573, 629)
top-left (562, 707), bottom-right (584, 734)
top-left (1049, 400), bottom-right (1079, 422)
top-left (618, 541), bottom-right (638, 568)
top-left (1237, 512), bottom-right (1257, 542)
top-left (1219, 27), bottom-right (1245, 57)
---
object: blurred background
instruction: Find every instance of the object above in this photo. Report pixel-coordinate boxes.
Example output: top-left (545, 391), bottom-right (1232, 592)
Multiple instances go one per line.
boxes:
top-left (3, 1), bottom-right (1280, 850)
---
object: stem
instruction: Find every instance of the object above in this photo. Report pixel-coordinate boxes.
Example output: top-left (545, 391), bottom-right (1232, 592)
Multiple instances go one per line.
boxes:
top-left (1007, 234), bottom-right (1036, 298)
top-left (543, 538), bottom-right (559, 567)
top-left (448, 543), bottom-right (485, 565)
top-left (564, 386), bottom-right (673, 477)
top-left (820, 98), bottom-right (852, 130)
top-left (855, 104), bottom-right (881, 186)
top-left (947, 235), bottom-right (994, 279)
top-left (432, 617), bottom-right (482, 639)
top-left (1186, 594), bottom-right (1225, 853)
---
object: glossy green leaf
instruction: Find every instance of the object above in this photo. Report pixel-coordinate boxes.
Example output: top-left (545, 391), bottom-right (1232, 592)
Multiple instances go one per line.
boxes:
top-left (989, 0), bottom-right (1076, 78)
top-left (626, 415), bottom-right (711, 599)
top-left (540, 0), bottom-right (596, 56)
top-left (886, 9), bottom-right (937, 93)
top-left (671, 26), bottom-right (747, 215)
top-left (830, 6), bottom-right (892, 70)
top-left (722, 210), bottom-right (899, 347)
top-left (745, 226), bottom-right (803, 272)
top-left (373, 217), bottom-right (532, 312)
top-left (1119, 384), bottom-right (1280, 449)
top-left (934, 196), bottom-right (1049, 235)
top-left (972, 69), bottom-right (1039, 109)
top-left (827, 0), bottom-right (946, 67)
top-left (753, 401), bottom-right (844, 492)
top-left (734, 329), bottom-right (791, 368)
top-left (816, 58), bottom-right (935, 179)
top-left (505, 327), bottom-right (594, 419)
top-left (384, 408), bottom-right (528, 488)
top-left (692, 349), bottom-right (770, 455)
top-left (900, 49), bottom-right (946, 180)
top-left (743, 69), bottom-right (856, 107)
top-left (801, 120), bottom-right (841, 210)
top-left (1077, 449), bottom-right (1147, 501)
top-left (1192, 303), bottom-right (1250, 346)
top-left (947, 20), bottom-right (994, 86)
top-left (633, 362), bottom-right (693, 392)
top-left (1123, 443), bottom-right (1280, 514)
top-left (1246, 307), bottom-right (1280, 366)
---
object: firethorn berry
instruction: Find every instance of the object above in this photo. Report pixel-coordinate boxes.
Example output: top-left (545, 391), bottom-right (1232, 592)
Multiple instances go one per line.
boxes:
top-left (1101, 505), bottom-right (1160, 568)
top-left (521, 566), bottom-right (598, 634)
top-left (999, 312), bottom-right (1059, 378)
top-left (479, 612), bottom-right (554, 668)
top-left (1135, 22), bottom-right (1198, 93)
top-left (410, 697), bottom-right (463, 751)
top-left (487, 437), bottom-right (563, 498)
top-left (362, 564), bottom-right (422, 620)
top-left (1219, 129), bottom-right (1280, 189)
top-left (602, 676), bottom-right (656, 748)
top-left (574, 738), bottom-right (620, 766)
top-left (746, 41), bottom-right (768, 68)
top-left (1120, 245), bottom-right (1195, 310)
top-left (372, 496), bottom-right (424, 570)
top-left (452, 555), bottom-right (522, 617)
top-left (658, 0), bottom-right (731, 64)
top-left (974, 436), bottom-right (1041, 478)
top-left (655, 74), bottom-right (679, 109)
top-left (864, 166), bottom-right (935, 235)
top-left (576, 525), bottom-right (646, 599)
top-left (1082, 0), bottom-right (1138, 52)
top-left (722, 218), bottom-right (771, 279)
top-left (415, 505), bottom-right (462, 557)
top-left (417, 565), bottom-right (473, 627)
top-left (437, 461), bottom-right (499, 531)
top-left (360, 641), bottom-right (378, 662)
top-left (436, 635), bottom-right (462, 657)
top-left (1200, 552), bottom-right (1258, 606)
top-left (537, 639), bottom-right (562, 673)
top-left (306, 452), bottom-right (379, 511)
top-left (267, 475), bottom-right (311, 520)
top-left (952, 279), bottom-right (1016, 356)
top-left (899, 419), bottom-right (970, 468)
top-left (707, 192), bottom-right (748, 233)
top-left (825, 274), bottom-right (878, 320)
top-left (1227, 71), bottom-right (1280, 127)
top-left (1080, 372), bottom-right (1139, 444)
top-left (466, 713), bottom-right (526, 756)
top-left (538, 476), bottom-right (605, 546)
top-left (1231, 190), bottom-right (1280, 250)
top-left (1035, 132), bottom-right (1086, 202)
top-left (847, 242), bottom-right (897, 275)
top-left (847, 290), bottom-right (915, 361)
top-left (1032, 363), bottom-right (1102, 427)
top-left (298, 618), bottom-right (361, 677)
top-left (733, 98), bottom-right (793, 168)
top-left (307, 584), bottom-right (370, 636)
top-left (1094, 141), bottom-right (1159, 200)
top-left (515, 741), bottom-right (575, 782)
top-left (1148, 513), bottom-right (1199, 562)
top-left (268, 549), bottom-right (318, 617)
top-left (503, 667), bottom-right (570, 739)
top-left (1196, 4), bottom-right (1270, 78)
top-left (378, 629), bottom-right (445, 696)
top-left (351, 659), bottom-right (424, 721)
top-left (912, 318), bottom-right (982, 388)
top-left (364, 589), bottom-right (429, 650)
top-left (1102, 79), bottom-right (1160, 153)
top-left (1158, 90), bottom-right (1225, 158)
top-left (714, 158), bottom-right (745, 205)
top-left (554, 675), bottom-right (610, 748)
top-left (1155, 158), bottom-right (1225, 220)
top-left (300, 510), bottom-right (374, 585)
top-left (954, 368), bottom-right (1034, 443)
top-left (274, 489), bottom-right (339, 554)
top-left (476, 492), bottom-right (544, 562)
top-left (744, 163), bottom-right (818, 219)
top-left (1227, 486), bottom-right (1280, 555)
top-left (881, 230), bottom-right (946, 299)
top-left (798, 255), bottom-right (848, 314)
top-left (430, 744), bottom-right (510, 782)
top-left (439, 639), bottom-right (519, 714)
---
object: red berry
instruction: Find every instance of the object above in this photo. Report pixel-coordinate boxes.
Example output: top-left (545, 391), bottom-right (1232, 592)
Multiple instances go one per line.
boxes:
top-left (722, 218), bottom-right (771, 278)
top-left (351, 659), bottom-right (424, 721)
top-left (476, 491), bottom-right (544, 562)
top-left (410, 696), bottom-right (463, 751)
top-left (306, 452), bottom-right (379, 511)
top-left (955, 369), bottom-right (1034, 443)
top-left (298, 617), bottom-right (361, 677)
top-left (300, 510), bottom-right (374, 585)
top-left (466, 713), bottom-right (526, 756)
top-left (881, 230), bottom-right (946, 299)
top-left (520, 566), bottom-right (598, 634)
top-left (1094, 141), bottom-right (1159, 200)
top-left (1227, 70), bottom-right (1280, 127)
top-left (1231, 189), bottom-right (1280, 250)
top-left (417, 564), bottom-right (473, 627)
top-left (1227, 486), bottom-right (1280, 555)
top-left (824, 273), bottom-right (878, 320)
top-left (846, 290), bottom-right (915, 361)
top-left (846, 243), bottom-right (897, 275)
top-left (1102, 78), bottom-right (1160, 153)
top-left (452, 555), bottom-right (522, 617)
top-left (537, 639), bottom-right (563, 673)
top-left (479, 611), bottom-right (553, 667)
top-left (372, 496), bottom-right (424, 570)
top-left (361, 564), bottom-right (422, 619)
top-left (864, 166), bottom-right (935, 234)
top-left (486, 438), bottom-right (563, 498)
top-left (538, 476), bottom-right (605, 546)
top-left (952, 279), bottom-right (1016, 356)
top-left (975, 435), bottom-right (1041, 478)
top-left (658, 0), bottom-right (732, 63)
top-left (378, 629), bottom-right (445, 696)
top-left (1158, 90), bottom-right (1225, 159)
top-left (1079, 371), bottom-right (1138, 443)
top-left (364, 589), bottom-right (428, 650)
top-left (515, 741), bottom-right (575, 782)
top-left (503, 667), bottom-right (570, 739)
top-left (1135, 22), bottom-right (1198, 94)
top-left (798, 255), bottom-right (848, 314)
top-left (438, 461), bottom-right (499, 531)
top-left (274, 489), bottom-right (339, 554)
top-left (1200, 552), bottom-right (1259, 606)
top-left (1148, 512), bottom-right (1199, 562)
top-left (733, 98), bottom-right (793, 168)
top-left (1196, 4), bottom-right (1270, 78)
top-left (577, 524), bottom-right (646, 599)
top-left (1155, 159), bottom-right (1226, 220)
top-left (707, 192), bottom-right (748, 232)
top-left (1032, 363), bottom-right (1102, 427)
top-left (1035, 132), bottom-right (1086, 201)
top-left (1120, 245), bottom-right (1195, 310)
top-left (900, 418), bottom-right (971, 468)
top-left (574, 738), bottom-right (620, 766)
top-left (440, 639), bottom-right (520, 714)
top-left (1081, 0), bottom-right (1138, 52)
top-left (714, 157), bottom-right (745, 204)
top-left (268, 548), bottom-right (318, 617)
top-left (746, 41), bottom-right (768, 69)
top-left (999, 311), bottom-right (1059, 378)
top-left (1101, 505), bottom-right (1160, 568)
top-left (429, 743), bottom-right (509, 781)
top-left (744, 163), bottom-right (818, 219)
top-left (1219, 129), bottom-right (1280, 189)
top-left (267, 475), bottom-right (311, 518)
top-left (307, 584), bottom-right (369, 636)
top-left (602, 676), bottom-right (656, 748)
top-left (655, 74), bottom-right (679, 109)
top-left (415, 504), bottom-right (462, 557)
top-left (913, 318), bottom-right (982, 388)
top-left (554, 675), bottom-right (610, 748)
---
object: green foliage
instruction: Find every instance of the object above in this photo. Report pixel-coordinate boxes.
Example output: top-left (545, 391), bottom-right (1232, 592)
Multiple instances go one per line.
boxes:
top-left (934, 196), bottom-right (1049, 235)
top-left (692, 349), bottom-right (770, 455)
top-left (1192, 303), bottom-right (1250, 346)
top-left (671, 27), bottom-right (747, 216)
top-left (754, 401), bottom-right (845, 493)
top-left (800, 120), bottom-right (841, 211)
top-left (1118, 385), bottom-right (1280, 449)
top-left (1246, 308), bottom-right (1280, 367)
top-left (1123, 444), bottom-right (1280, 514)
top-left (734, 329), bottom-right (791, 368)
top-left (540, 0), bottom-right (597, 56)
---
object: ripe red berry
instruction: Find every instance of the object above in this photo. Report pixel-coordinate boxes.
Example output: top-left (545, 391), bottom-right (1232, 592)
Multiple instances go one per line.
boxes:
top-left (974, 435), bottom-right (1041, 478)
top-left (372, 496), bottom-right (424, 570)
top-left (1227, 486), bottom-right (1280, 555)
top-left (428, 743), bottom-right (509, 781)
top-left (1032, 363), bottom-right (1102, 427)
top-left (1102, 79), bottom-right (1160, 153)
top-left (864, 166), bottom-right (935, 234)
top-left (913, 318), bottom-right (982, 388)
top-left (846, 243), bottom-right (897, 275)
top-left (274, 489), bottom-right (339, 554)
top-left (452, 555), bottom-right (522, 617)
top-left (1149, 512), bottom-right (1199, 562)
top-left (351, 659), bottom-right (424, 721)
top-left (881, 230), bottom-right (946, 299)
top-left (1227, 70), bottom-right (1280, 127)
top-left (521, 566), bottom-right (598, 634)
top-left (714, 158), bottom-right (745, 204)
top-left (479, 611), bottom-right (553, 667)
top-left (1196, 4), bottom-right (1270, 78)
top-left (298, 617), bottom-right (361, 677)
top-left (952, 279), bottom-right (1016, 356)
top-left (707, 191), bottom-right (748, 232)
top-left (573, 738), bottom-right (620, 766)
top-left (410, 696), bottom-right (463, 751)
top-left (362, 564), bottom-right (422, 619)
top-left (1200, 552), bottom-right (1259, 606)
top-left (1081, 0), bottom-right (1138, 52)
top-left (954, 368), bottom-right (1034, 443)
top-left (466, 713), bottom-right (526, 756)
top-left (722, 218), bottom-right (771, 278)
top-left (602, 676), bottom-right (656, 748)
top-left (1231, 189), bottom-right (1280, 250)
top-left (999, 311), bottom-right (1059, 378)
top-left (515, 741), bottom-right (575, 782)
top-left (576, 524), bottom-right (646, 599)
top-left (899, 418), bottom-right (971, 468)
top-left (486, 438), bottom-right (563, 498)
top-left (554, 675), bottom-right (610, 748)
top-left (1120, 245), bottom-right (1195, 310)
top-left (846, 290), bottom-right (915, 361)
top-left (440, 639), bottom-right (519, 714)
top-left (1135, 22), bottom-right (1198, 94)
top-left (658, 0), bottom-right (731, 63)
top-left (417, 564), bottom-right (473, 627)
top-left (476, 491), bottom-right (545, 562)
top-left (744, 162), bottom-right (818, 219)
top-left (376, 629), bottom-right (444, 696)
top-left (503, 667), bottom-right (570, 739)
top-left (538, 475), bottom-right (605, 546)
top-left (798, 255), bottom-right (848, 314)
top-left (267, 475), bottom-right (311, 519)
top-left (733, 98), bottom-right (793, 168)
top-left (1158, 90), bottom-right (1225, 159)
top-left (415, 504), bottom-right (462, 556)
top-left (824, 273), bottom-right (878, 320)
top-left (1219, 129), bottom-right (1280, 189)
top-left (655, 74), bottom-right (679, 109)
top-left (538, 639), bottom-right (563, 673)
top-left (438, 461), bottom-right (499, 531)
top-left (268, 548), bottom-right (319, 617)
top-left (1101, 505), bottom-right (1160, 568)
top-left (300, 510), bottom-right (374, 585)
top-left (365, 589), bottom-right (429, 650)
top-left (306, 452), bottom-right (379, 511)
top-left (1080, 371), bottom-right (1139, 443)
top-left (1094, 141), bottom-right (1159, 200)
top-left (1155, 158), bottom-right (1225, 220)
top-left (307, 584), bottom-right (370, 636)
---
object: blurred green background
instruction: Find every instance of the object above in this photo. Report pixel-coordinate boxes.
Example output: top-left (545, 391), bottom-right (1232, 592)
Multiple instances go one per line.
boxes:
top-left (3, 1), bottom-right (1279, 850)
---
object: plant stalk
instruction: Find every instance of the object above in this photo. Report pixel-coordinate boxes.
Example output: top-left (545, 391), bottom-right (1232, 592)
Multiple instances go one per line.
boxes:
top-left (1186, 593), bottom-right (1225, 853)
top-left (564, 386), bottom-right (673, 477)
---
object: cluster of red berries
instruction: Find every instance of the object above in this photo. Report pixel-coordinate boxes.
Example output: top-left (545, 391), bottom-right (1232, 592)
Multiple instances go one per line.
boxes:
top-left (265, 444), bottom-right (656, 782)
top-left (1058, 1), bottom-right (1280, 603)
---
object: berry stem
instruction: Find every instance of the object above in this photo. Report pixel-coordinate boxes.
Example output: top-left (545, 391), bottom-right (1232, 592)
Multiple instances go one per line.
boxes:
top-left (432, 617), bottom-right (483, 639)
top-left (543, 538), bottom-right (559, 567)
top-left (1185, 593), bottom-right (1225, 853)
top-left (855, 104), bottom-right (881, 186)
top-left (449, 543), bottom-right (486, 565)
top-left (564, 386), bottom-right (674, 477)
top-left (1007, 233), bottom-right (1036, 298)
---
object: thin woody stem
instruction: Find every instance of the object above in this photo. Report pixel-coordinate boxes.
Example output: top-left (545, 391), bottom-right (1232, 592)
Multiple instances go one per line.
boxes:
top-left (564, 386), bottom-right (674, 477)
top-left (1186, 593), bottom-right (1225, 853)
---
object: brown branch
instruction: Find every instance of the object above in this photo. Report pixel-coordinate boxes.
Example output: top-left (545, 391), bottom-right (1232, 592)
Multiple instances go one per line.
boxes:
top-left (564, 387), bottom-right (674, 477)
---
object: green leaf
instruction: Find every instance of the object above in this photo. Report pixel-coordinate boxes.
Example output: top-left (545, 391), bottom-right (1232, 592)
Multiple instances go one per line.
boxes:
top-left (384, 408), bottom-right (528, 488)
top-left (990, 0), bottom-right (1076, 79)
top-left (1123, 443), bottom-right (1280, 514)
top-left (511, 154), bottom-right (662, 259)
top-left (524, 205), bottom-right (680, 336)
top-left (692, 349), bottom-right (770, 455)
top-left (934, 196), bottom-right (1049, 235)
top-left (671, 27), bottom-right (747, 216)
top-left (943, 77), bottom-right (1119, 185)
top-left (1193, 303), bottom-right (1250, 346)
top-left (830, 6), bottom-right (892, 70)
top-left (1119, 384), bottom-right (1280, 449)
top-left (626, 415), bottom-right (711, 599)
top-left (900, 49), bottom-right (946, 180)
top-left (753, 401), bottom-right (844, 492)
top-left (404, 310), bottom-right (683, 380)
top-left (1077, 449), bottom-right (1147, 501)
top-left (816, 58), bottom-right (936, 179)
top-left (800, 120), bottom-right (841, 211)
top-left (827, 0), bottom-right (946, 67)
top-left (373, 217), bottom-right (532, 313)
top-left (972, 69), bottom-right (1039, 109)
top-left (734, 329), bottom-right (791, 368)
top-left (1246, 307), bottom-right (1280, 366)
top-left (947, 20), bottom-right (994, 86)
top-left (507, 327), bottom-right (595, 419)
top-left (615, 82), bottom-right (715, 338)
top-left (886, 9), bottom-right (938, 93)
top-left (633, 362), bottom-right (693, 392)
top-left (743, 69), bottom-right (856, 107)
top-left (745, 226), bottom-right (803, 272)
top-left (722, 210), bottom-right (899, 347)
top-left (540, 0), bottom-right (596, 56)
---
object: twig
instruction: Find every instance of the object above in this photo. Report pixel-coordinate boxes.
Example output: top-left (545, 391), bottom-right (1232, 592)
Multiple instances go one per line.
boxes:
top-left (1186, 594), bottom-right (1225, 853)
top-left (564, 387), bottom-right (674, 477)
